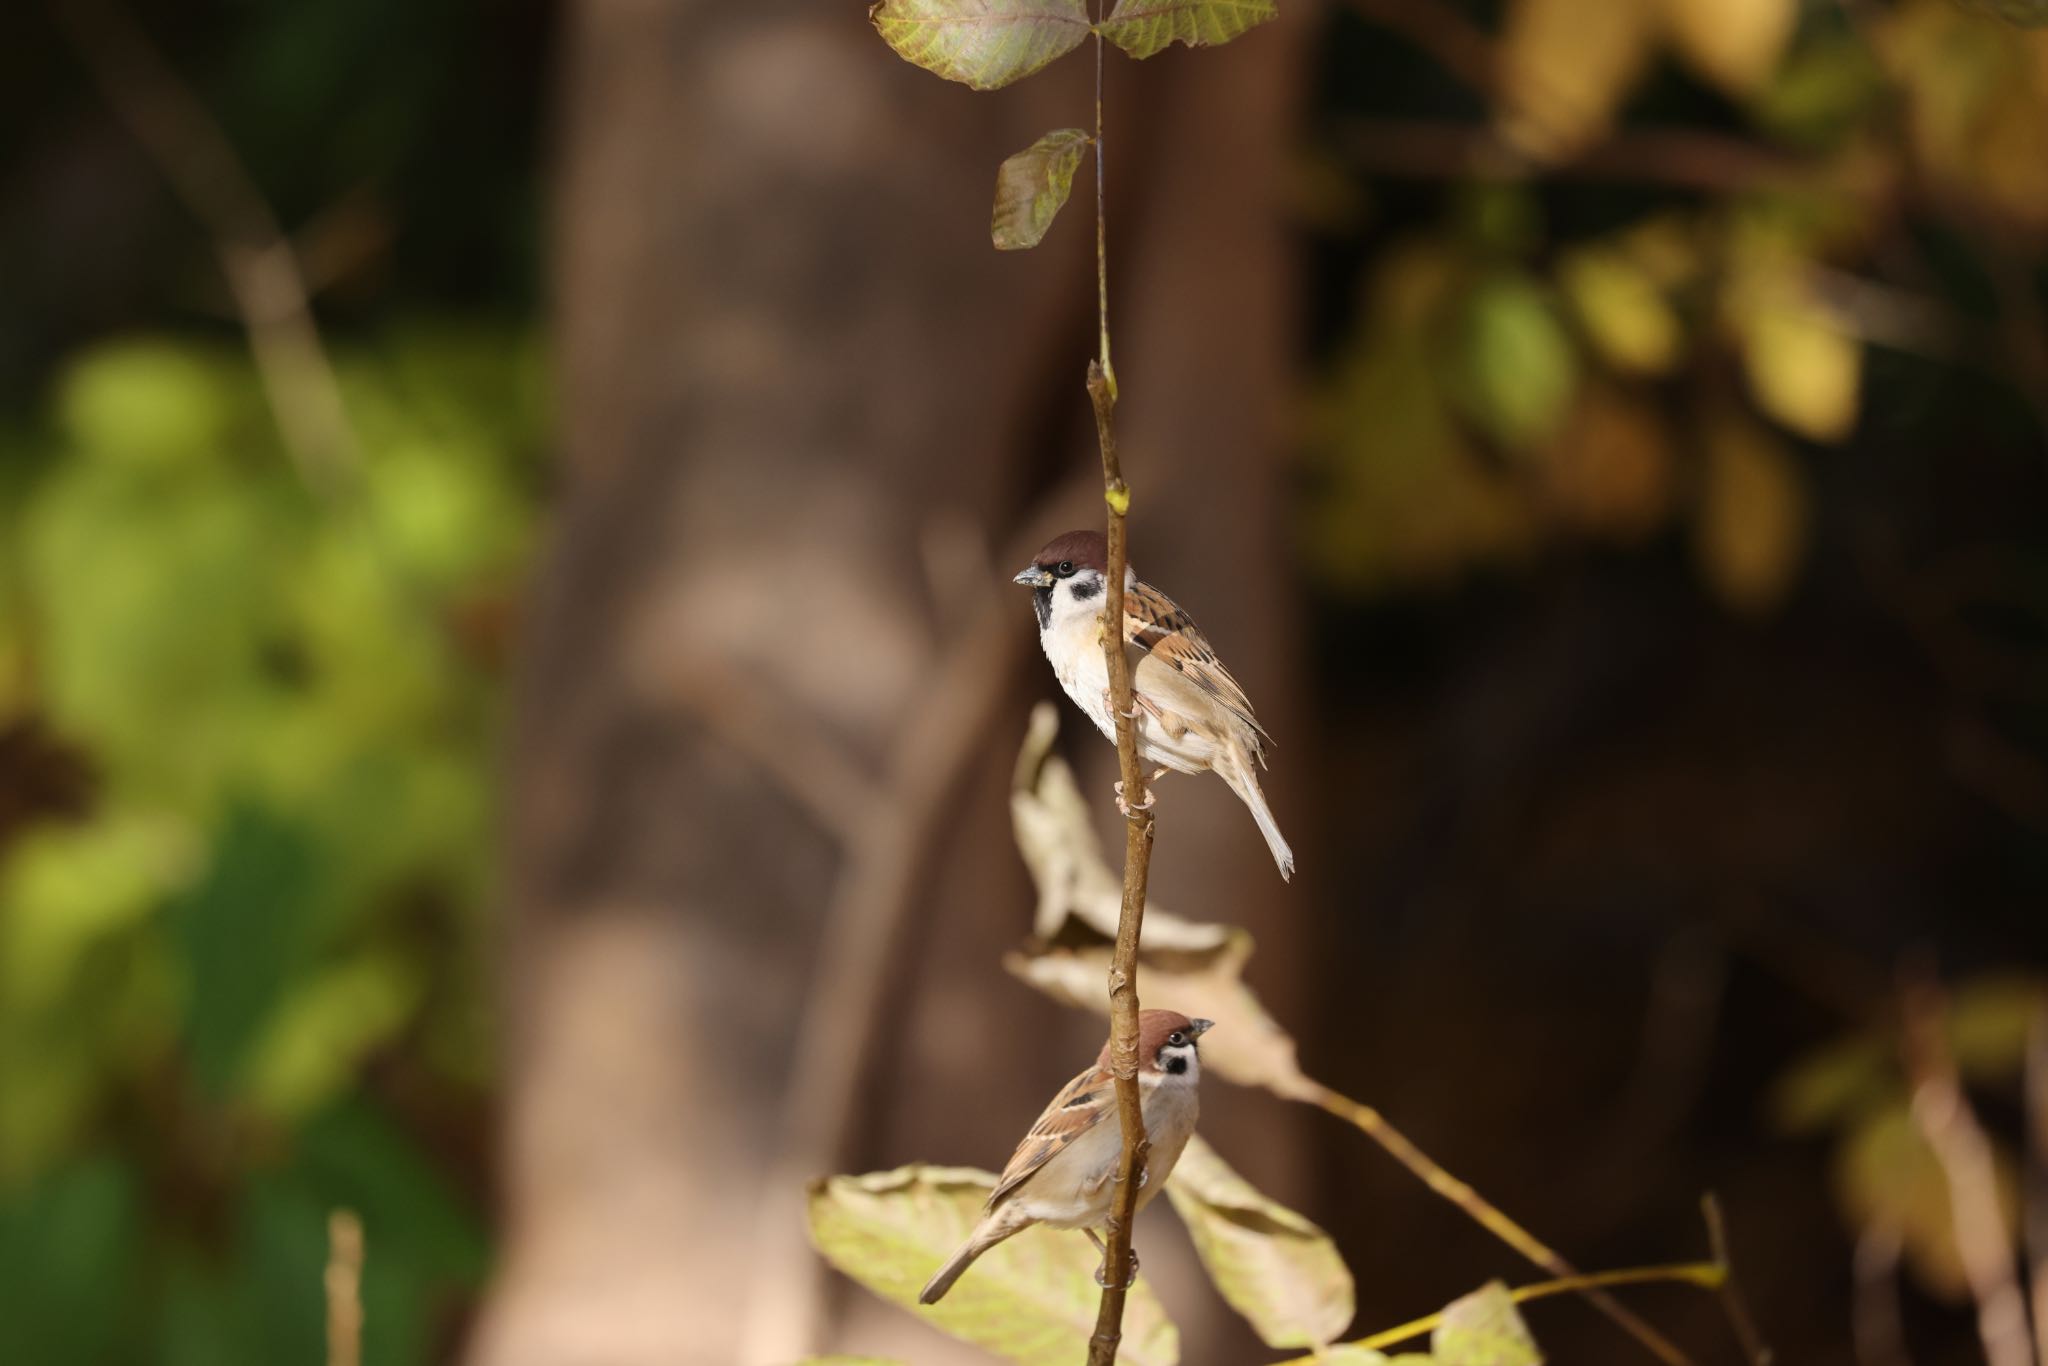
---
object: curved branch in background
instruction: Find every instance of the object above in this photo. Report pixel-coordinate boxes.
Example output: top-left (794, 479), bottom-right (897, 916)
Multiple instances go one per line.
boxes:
top-left (1295, 1080), bottom-right (1694, 1365)
top-left (1853, 1224), bottom-right (1913, 1366)
top-left (1900, 974), bottom-right (2033, 1366)
top-left (53, 0), bottom-right (358, 496)
top-left (1277, 1260), bottom-right (1727, 1363)
top-left (1344, 0), bottom-right (1500, 95)
top-left (735, 491), bottom-right (1093, 1363)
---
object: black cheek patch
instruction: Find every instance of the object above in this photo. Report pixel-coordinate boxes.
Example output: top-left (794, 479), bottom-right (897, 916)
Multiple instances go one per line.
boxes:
top-left (1163, 1053), bottom-right (1188, 1075)
top-left (1033, 585), bottom-right (1053, 629)
top-left (1069, 577), bottom-right (1102, 602)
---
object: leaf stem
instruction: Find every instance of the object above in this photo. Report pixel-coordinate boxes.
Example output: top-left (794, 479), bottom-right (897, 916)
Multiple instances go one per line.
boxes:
top-left (1295, 1079), bottom-right (1696, 1365)
top-left (1271, 1261), bottom-right (1728, 1363)
top-left (1085, 9), bottom-right (1151, 1365)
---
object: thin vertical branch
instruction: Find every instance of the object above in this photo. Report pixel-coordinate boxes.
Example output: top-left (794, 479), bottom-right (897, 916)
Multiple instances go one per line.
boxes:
top-left (325, 1210), bottom-right (364, 1366)
top-left (54, 0), bottom-right (360, 497)
top-left (1901, 975), bottom-right (2034, 1366)
top-left (1703, 1193), bottom-right (1773, 1366)
top-left (1085, 9), bottom-right (1154, 1363)
top-left (1852, 1225), bottom-right (1913, 1366)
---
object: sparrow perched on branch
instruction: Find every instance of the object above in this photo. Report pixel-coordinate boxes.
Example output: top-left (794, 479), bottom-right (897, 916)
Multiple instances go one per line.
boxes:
top-left (1015, 529), bottom-right (1294, 880)
top-left (919, 1011), bottom-right (1212, 1304)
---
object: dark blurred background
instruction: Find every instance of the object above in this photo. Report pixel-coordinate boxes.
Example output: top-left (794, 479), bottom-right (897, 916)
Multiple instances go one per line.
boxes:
top-left (2, 0), bottom-right (2046, 1363)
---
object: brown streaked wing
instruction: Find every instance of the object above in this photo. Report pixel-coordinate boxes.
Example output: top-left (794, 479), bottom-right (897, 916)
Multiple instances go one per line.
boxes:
top-left (986, 1062), bottom-right (1114, 1209)
top-left (1122, 579), bottom-right (1269, 745)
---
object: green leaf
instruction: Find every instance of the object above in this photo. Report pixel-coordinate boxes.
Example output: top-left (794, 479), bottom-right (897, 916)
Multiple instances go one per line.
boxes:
top-left (1559, 249), bottom-right (1681, 375)
top-left (1100, 0), bottom-right (1279, 58)
top-left (1767, 1033), bottom-right (1894, 1134)
top-left (168, 801), bottom-right (328, 1096)
top-left (1944, 974), bottom-right (2046, 1081)
top-left (1450, 274), bottom-right (1578, 450)
top-left (1164, 1136), bottom-right (1355, 1348)
top-left (993, 129), bottom-right (1091, 251)
top-left (871, 0), bottom-right (1091, 90)
top-left (1432, 1281), bottom-right (1541, 1366)
top-left (57, 337), bottom-right (242, 472)
top-left (242, 950), bottom-right (427, 1119)
top-left (0, 1158), bottom-right (138, 1365)
top-left (808, 1165), bottom-right (1178, 1366)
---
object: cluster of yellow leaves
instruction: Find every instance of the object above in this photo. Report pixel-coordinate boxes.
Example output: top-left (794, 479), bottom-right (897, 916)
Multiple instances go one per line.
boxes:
top-left (1499, 0), bottom-right (1798, 159)
top-left (1307, 213), bottom-right (1832, 614)
top-left (1880, 0), bottom-right (2048, 229)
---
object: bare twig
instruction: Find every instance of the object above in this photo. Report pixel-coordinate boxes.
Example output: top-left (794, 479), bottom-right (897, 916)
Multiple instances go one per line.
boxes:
top-left (1900, 974), bottom-right (2033, 1366)
top-left (1338, 119), bottom-right (1834, 197)
top-left (666, 664), bottom-right (884, 846)
top-left (1296, 1079), bottom-right (1695, 1365)
top-left (1344, 0), bottom-right (1499, 96)
top-left (325, 1210), bottom-right (363, 1366)
top-left (55, 0), bottom-right (359, 496)
top-left (1703, 1193), bottom-right (1773, 1366)
top-left (1086, 9), bottom-right (1156, 1362)
top-left (734, 489), bottom-right (1094, 1362)
top-left (733, 509), bottom-right (1075, 1362)
top-left (1276, 1261), bottom-right (1726, 1362)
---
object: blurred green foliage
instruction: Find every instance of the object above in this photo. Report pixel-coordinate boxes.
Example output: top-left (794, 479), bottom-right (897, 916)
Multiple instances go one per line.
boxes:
top-left (0, 323), bottom-right (542, 1364)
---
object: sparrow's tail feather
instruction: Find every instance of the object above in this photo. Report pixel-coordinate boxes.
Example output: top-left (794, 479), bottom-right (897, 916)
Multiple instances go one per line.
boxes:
top-left (1223, 754), bottom-right (1294, 882)
top-left (919, 1221), bottom-right (1026, 1305)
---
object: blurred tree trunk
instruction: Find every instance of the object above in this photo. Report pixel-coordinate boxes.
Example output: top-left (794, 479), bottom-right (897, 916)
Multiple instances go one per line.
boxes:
top-left (467, 4), bottom-right (1316, 1365)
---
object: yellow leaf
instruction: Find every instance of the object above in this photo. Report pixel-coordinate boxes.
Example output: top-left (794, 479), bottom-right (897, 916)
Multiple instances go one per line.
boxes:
top-left (1165, 1136), bottom-right (1356, 1349)
top-left (1730, 269), bottom-right (1862, 442)
top-left (1498, 0), bottom-right (1658, 160)
top-left (1768, 1034), bottom-right (1895, 1134)
top-left (1877, 0), bottom-right (2048, 228)
top-left (1693, 416), bottom-right (1806, 613)
top-left (1560, 250), bottom-right (1681, 375)
top-left (1659, 0), bottom-right (1797, 95)
top-left (1433, 1281), bottom-right (1542, 1366)
top-left (807, 1166), bottom-right (1179, 1366)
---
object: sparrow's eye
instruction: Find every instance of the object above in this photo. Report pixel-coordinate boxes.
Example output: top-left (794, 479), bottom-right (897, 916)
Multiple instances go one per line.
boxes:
top-left (1167, 1031), bottom-right (1186, 1047)
top-left (1056, 560), bottom-right (1075, 577)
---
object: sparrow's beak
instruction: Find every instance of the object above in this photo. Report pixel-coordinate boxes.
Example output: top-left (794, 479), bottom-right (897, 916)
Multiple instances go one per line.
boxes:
top-left (1014, 565), bottom-right (1055, 589)
top-left (1188, 1018), bottom-right (1216, 1038)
